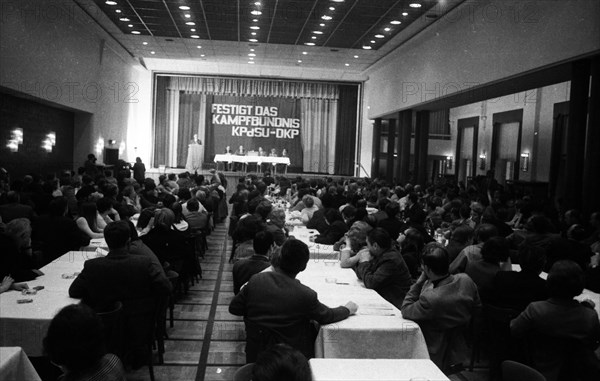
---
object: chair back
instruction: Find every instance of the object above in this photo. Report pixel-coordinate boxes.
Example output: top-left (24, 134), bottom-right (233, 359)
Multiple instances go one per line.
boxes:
top-left (233, 363), bottom-right (254, 381)
top-left (502, 360), bottom-right (546, 381)
top-left (96, 301), bottom-right (124, 358)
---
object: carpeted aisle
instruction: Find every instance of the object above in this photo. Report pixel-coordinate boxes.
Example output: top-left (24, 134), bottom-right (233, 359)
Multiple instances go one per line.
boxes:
top-left (127, 219), bottom-right (247, 381)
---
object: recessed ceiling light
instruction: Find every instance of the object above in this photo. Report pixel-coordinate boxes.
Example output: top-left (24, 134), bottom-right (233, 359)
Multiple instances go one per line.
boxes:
top-left (345, 63), bottom-right (349, 66)
top-left (250, 48), bottom-right (255, 51)
top-left (371, 40), bottom-right (376, 44)
top-left (332, 0), bottom-right (345, 2)
top-left (248, 61), bottom-right (255, 64)
top-left (142, 42), bottom-right (148, 45)
top-left (254, 1), bottom-right (261, 5)
top-left (249, 38), bottom-right (258, 42)
top-left (184, 14), bottom-right (191, 18)
top-left (409, 3), bottom-right (422, 8)
top-left (197, 45), bottom-right (202, 48)
top-left (190, 28), bottom-right (196, 32)
top-left (319, 23), bottom-right (325, 27)
top-left (119, 17), bottom-right (129, 21)
top-left (330, 7), bottom-right (335, 11)
top-left (313, 30), bottom-right (323, 34)
top-left (201, 54), bottom-right (205, 57)
top-left (248, 53), bottom-right (256, 56)
top-left (251, 10), bottom-right (262, 15)
top-left (150, 51), bottom-right (155, 54)
top-left (311, 36), bottom-right (317, 39)
top-left (362, 45), bottom-right (371, 49)
top-left (353, 55), bottom-right (358, 58)
top-left (250, 26), bottom-right (260, 30)
top-left (384, 27), bottom-right (390, 31)
top-left (105, 1), bottom-right (117, 5)
top-left (249, 57), bottom-right (254, 60)
top-left (390, 20), bottom-right (401, 25)
top-left (128, 24), bottom-right (133, 27)
top-left (115, 9), bottom-right (121, 13)
top-left (251, 32), bottom-right (256, 35)
top-left (402, 12), bottom-right (408, 16)
top-left (302, 51), bottom-right (307, 55)
top-left (191, 35), bottom-right (199, 38)
top-left (253, 18), bottom-right (259, 22)
top-left (179, 6), bottom-right (190, 10)
top-left (186, 22), bottom-right (195, 25)
top-left (297, 60), bottom-right (302, 63)
top-left (375, 34), bottom-right (384, 38)
top-left (305, 42), bottom-right (315, 46)
top-left (132, 31), bottom-right (141, 35)
top-left (321, 15), bottom-right (332, 20)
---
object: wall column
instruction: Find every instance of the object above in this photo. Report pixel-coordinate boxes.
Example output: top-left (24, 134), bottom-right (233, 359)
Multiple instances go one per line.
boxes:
top-left (386, 118), bottom-right (396, 184)
top-left (371, 118), bottom-right (382, 178)
top-left (397, 110), bottom-right (412, 185)
top-left (564, 60), bottom-right (590, 211)
top-left (583, 56), bottom-right (600, 214)
top-left (414, 111), bottom-right (430, 186)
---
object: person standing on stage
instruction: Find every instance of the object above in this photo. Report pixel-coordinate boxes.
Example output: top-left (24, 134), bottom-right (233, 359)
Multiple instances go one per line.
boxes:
top-left (234, 145), bottom-right (246, 171)
top-left (190, 134), bottom-right (202, 145)
top-left (133, 157), bottom-right (146, 185)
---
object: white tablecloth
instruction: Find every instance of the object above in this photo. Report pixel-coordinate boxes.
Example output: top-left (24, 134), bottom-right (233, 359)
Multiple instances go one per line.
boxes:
top-left (0, 347), bottom-right (42, 381)
top-left (291, 226), bottom-right (339, 260)
top-left (213, 154), bottom-right (290, 166)
top-left (297, 261), bottom-right (429, 360)
top-left (0, 251), bottom-right (101, 356)
top-left (310, 359), bottom-right (449, 381)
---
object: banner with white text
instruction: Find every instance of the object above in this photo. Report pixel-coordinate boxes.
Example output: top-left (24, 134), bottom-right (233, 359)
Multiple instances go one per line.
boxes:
top-left (206, 95), bottom-right (303, 172)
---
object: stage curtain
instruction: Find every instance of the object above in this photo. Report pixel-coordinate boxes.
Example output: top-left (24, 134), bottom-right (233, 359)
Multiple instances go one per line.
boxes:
top-left (168, 76), bottom-right (339, 100)
top-left (177, 93), bottom-right (199, 167)
top-left (166, 90), bottom-right (180, 167)
top-left (300, 98), bottom-right (337, 174)
top-left (153, 76), bottom-right (169, 168)
top-left (334, 85), bottom-right (358, 176)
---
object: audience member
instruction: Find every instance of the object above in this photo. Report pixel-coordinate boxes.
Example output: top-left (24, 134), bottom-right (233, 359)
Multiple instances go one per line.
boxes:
top-left (75, 202), bottom-right (105, 239)
top-left (252, 344), bottom-right (312, 381)
top-left (232, 231), bottom-right (274, 294)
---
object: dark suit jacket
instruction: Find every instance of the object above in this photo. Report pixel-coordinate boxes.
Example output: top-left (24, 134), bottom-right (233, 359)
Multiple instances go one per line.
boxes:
top-left (354, 248), bottom-right (412, 309)
top-left (232, 255), bottom-right (271, 294)
top-left (314, 220), bottom-right (347, 245)
top-left (265, 223), bottom-right (288, 246)
top-left (32, 215), bottom-right (90, 265)
top-left (306, 209), bottom-right (328, 234)
top-left (229, 270), bottom-right (350, 361)
top-left (491, 270), bottom-right (548, 311)
top-left (401, 273), bottom-right (481, 370)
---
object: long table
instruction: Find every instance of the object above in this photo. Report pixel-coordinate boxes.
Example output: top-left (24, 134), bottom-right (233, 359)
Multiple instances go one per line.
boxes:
top-left (310, 359), bottom-right (449, 381)
top-left (0, 347), bottom-right (42, 381)
top-left (0, 251), bottom-right (100, 356)
top-left (296, 261), bottom-right (429, 360)
top-left (213, 154), bottom-right (290, 173)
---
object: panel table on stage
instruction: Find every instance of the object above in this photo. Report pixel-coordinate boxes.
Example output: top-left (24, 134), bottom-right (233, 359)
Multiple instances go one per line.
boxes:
top-left (296, 260), bottom-right (429, 360)
top-left (310, 359), bottom-right (449, 381)
top-left (213, 154), bottom-right (290, 173)
top-left (0, 251), bottom-right (104, 356)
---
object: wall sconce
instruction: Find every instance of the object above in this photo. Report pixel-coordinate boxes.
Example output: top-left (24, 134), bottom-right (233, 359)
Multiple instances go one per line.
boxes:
top-left (7, 128), bottom-right (23, 152)
top-left (479, 152), bottom-right (487, 170)
top-left (42, 132), bottom-right (56, 152)
top-left (520, 152), bottom-right (530, 172)
top-left (108, 139), bottom-right (116, 146)
top-left (446, 156), bottom-right (453, 170)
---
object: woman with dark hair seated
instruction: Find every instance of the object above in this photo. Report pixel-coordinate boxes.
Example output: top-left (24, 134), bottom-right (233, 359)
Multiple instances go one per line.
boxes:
top-left (511, 260), bottom-right (600, 381)
top-left (43, 303), bottom-right (125, 381)
top-left (75, 202), bottom-right (104, 239)
top-left (252, 343), bottom-right (312, 381)
top-left (314, 209), bottom-right (348, 245)
top-left (398, 228), bottom-right (425, 280)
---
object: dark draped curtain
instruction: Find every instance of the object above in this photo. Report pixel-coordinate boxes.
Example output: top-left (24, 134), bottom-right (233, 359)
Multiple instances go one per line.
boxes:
top-left (334, 85), bottom-right (359, 175)
top-left (153, 76), bottom-right (169, 167)
top-left (204, 95), bottom-right (215, 163)
top-left (177, 93), bottom-right (201, 167)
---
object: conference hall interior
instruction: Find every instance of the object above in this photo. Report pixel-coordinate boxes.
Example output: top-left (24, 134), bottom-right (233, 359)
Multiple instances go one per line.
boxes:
top-left (1, 1), bottom-right (599, 381)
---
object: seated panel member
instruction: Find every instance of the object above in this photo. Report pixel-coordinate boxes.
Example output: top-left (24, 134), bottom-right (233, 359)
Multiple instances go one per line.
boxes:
top-left (234, 145), bottom-right (246, 171)
top-left (229, 239), bottom-right (358, 362)
top-left (401, 244), bottom-right (481, 372)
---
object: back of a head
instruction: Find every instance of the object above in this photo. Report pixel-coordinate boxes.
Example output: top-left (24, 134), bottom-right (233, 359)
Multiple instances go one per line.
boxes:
top-left (302, 195), bottom-right (314, 208)
top-left (96, 197), bottom-right (113, 213)
top-left (255, 200), bottom-right (273, 220)
top-left (324, 208), bottom-right (342, 224)
top-left (48, 196), bottom-right (68, 217)
top-left (481, 236), bottom-right (510, 263)
top-left (526, 215), bottom-right (552, 234)
top-left (475, 223), bottom-right (499, 243)
top-left (187, 198), bottom-right (200, 212)
top-left (567, 224), bottom-right (587, 241)
top-left (252, 343), bottom-right (312, 381)
top-left (321, 193), bottom-right (334, 209)
top-left (6, 191), bottom-right (19, 203)
top-left (104, 220), bottom-right (131, 249)
top-left (342, 205), bottom-right (357, 220)
top-left (384, 201), bottom-right (399, 218)
top-left (43, 304), bottom-right (106, 373)
top-left (154, 208), bottom-right (175, 228)
top-left (422, 243), bottom-right (450, 276)
top-left (518, 245), bottom-right (546, 274)
top-left (452, 225), bottom-right (474, 244)
top-left (278, 239), bottom-right (309, 275)
top-left (367, 228), bottom-right (391, 250)
top-left (253, 230), bottom-right (274, 255)
top-left (178, 188), bottom-right (191, 201)
top-left (547, 260), bottom-right (585, 299)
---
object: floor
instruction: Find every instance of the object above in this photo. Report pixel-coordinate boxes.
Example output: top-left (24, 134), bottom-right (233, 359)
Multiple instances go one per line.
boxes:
top-left (126, 220), bottom-right (491, 381)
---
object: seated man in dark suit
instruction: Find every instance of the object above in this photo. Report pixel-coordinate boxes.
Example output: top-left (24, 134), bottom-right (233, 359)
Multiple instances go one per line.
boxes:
top-left (401, 244), bottom-right (481, 371)
top-left (354, 228), bottom-right (412, 309)
top-left (314, 208), bottom-right (348, 245)
top-left (229, 239), bottom-right (358, 362)
top-left (69, 220), bottom-right (172, 367)
top-left (0, 191), bottom-right (35, 223)
top-left (233, 231), bottom-right (274, 294)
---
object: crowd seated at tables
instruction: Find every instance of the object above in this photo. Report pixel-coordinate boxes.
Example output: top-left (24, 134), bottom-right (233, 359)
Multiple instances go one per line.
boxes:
top-left (1, 161), bottom-right (600, 380)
